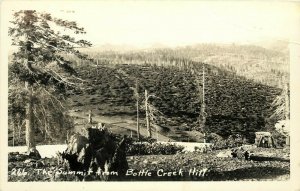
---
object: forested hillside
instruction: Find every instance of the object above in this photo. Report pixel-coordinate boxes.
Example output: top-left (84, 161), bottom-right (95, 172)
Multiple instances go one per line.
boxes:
top-left (68, 50), bottom-right (283, 141)
top-left (9, 44), bottom-right (287, 144)
top-left (79, 44), bottom-right (289, 88)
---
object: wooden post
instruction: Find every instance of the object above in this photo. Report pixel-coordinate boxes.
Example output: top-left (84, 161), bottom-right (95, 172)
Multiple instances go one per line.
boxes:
top-left (145, 90), bottom-right (151, 138)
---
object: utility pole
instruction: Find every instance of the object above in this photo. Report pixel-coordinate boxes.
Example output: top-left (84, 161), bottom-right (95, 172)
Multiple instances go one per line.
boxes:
top-left (145, 90), bottom-right (151, 138)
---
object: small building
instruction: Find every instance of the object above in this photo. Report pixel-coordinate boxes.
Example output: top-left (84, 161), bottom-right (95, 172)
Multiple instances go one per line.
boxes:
top-left (254, 132), bottom-right (276, 148)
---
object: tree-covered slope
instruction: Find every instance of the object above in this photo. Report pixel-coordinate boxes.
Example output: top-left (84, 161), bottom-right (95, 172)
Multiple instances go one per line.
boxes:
top-left (81, 44), bottom-right (289, 88)
top-left (70, 58), bottom-right (282, 141)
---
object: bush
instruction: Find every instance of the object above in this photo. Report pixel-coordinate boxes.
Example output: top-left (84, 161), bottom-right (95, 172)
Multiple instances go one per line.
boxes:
top-left (126, 142), bottom-right (184, 155)
top-left (226, 134), bottom-right (248, 148)
top-left (271, 130), bottom-right (286, 147)
top-left (206, 133), bottom-right (248, 150)
top-left (206, 133), bottom-right (227, 150)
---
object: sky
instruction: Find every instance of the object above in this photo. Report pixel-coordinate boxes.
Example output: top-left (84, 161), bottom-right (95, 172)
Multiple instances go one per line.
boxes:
top-left (3, 1), bottom-right (300, 48)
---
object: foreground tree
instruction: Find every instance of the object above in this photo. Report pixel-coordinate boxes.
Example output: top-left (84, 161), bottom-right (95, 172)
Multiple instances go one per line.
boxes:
top-left (8, 10), bottom-right (92, 151)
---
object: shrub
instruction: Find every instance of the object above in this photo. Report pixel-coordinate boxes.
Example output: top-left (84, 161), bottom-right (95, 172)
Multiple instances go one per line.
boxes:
top-left (207, 133), bottom-right (248, 150)
top-left (226, 134), bottom-right (248, 148)
top-left (271, 130), bottom-right (286, 147)
top-left (126, 142), bottom-right (184, 155)
top-left (206, 133), bottom-right (227, 150)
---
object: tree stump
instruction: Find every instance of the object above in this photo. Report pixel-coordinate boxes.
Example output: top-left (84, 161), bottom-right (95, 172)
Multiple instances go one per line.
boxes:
top-left (27, 148), bottom-right (41, 160)
top-left (61, 128), bottom-right (128, 181)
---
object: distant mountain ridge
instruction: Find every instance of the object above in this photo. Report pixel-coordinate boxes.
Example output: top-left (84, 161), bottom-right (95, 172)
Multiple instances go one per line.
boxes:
top-left (81, 40), bottom-right (289, 54)
top-left (251, 39), bottom-right (289, 54)
top-left (81, 43), bottom-right (289, 88)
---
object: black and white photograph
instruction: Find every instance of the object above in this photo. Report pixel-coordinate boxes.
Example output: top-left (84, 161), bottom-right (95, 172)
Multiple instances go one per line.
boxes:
top-left (0, 0), bottom-right (300, 190)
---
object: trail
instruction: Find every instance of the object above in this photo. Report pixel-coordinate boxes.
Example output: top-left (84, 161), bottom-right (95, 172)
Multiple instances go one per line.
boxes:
top-left (69, 110), bottom-right (175, 142)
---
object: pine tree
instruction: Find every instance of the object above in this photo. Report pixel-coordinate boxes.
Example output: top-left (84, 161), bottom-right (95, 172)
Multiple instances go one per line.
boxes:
top-left (8, 10), bottom-right (92, 151)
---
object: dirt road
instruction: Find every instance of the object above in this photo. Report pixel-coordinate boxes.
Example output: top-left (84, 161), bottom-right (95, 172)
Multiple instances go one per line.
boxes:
top-left (69, 110), bottom-right (175, 142)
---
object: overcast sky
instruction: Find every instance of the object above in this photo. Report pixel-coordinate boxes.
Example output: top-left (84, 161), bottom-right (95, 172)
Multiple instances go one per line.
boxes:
top-left (3, 1), bottom-right (300, 48)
